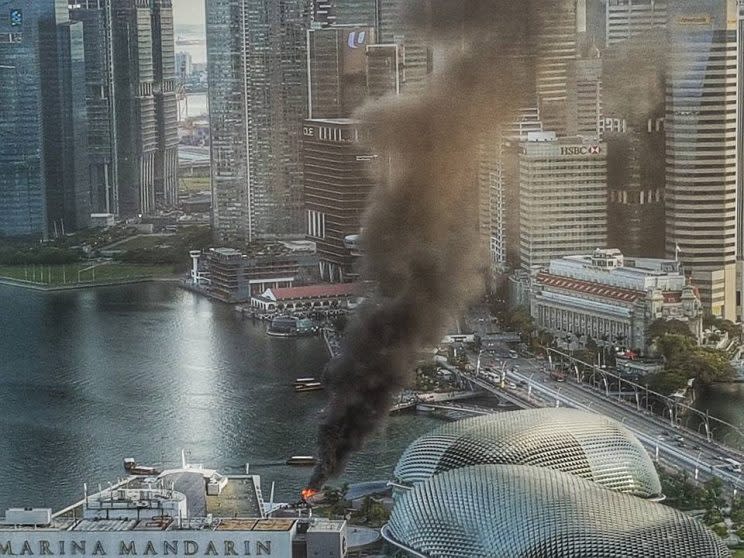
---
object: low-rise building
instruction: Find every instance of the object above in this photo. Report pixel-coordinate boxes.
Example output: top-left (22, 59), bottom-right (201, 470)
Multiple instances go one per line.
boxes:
top-left (251, 283), bottom-right (362, 313)
top-left (203, 248), bottom-right (317, 303)
top-left (530, 249), bottom-right (702, 353)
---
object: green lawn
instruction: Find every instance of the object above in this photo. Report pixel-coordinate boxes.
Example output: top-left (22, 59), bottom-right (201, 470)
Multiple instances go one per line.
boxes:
top-left (108, 234), bottom-right (177, 251)
top-left (0, 263), bottom-right (179, 286)
top-left (733, 550), bottom-right (744, 557)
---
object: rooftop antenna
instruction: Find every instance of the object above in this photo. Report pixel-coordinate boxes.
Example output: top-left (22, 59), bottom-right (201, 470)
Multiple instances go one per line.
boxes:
top-left (245, 463), bottom-right (250, 475)
top-left (181, 449), bottom-right (187, 469)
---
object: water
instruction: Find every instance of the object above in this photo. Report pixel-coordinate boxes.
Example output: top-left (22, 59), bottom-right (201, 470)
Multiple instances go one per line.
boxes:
top-left (0, 283), bottom-right (442, 510)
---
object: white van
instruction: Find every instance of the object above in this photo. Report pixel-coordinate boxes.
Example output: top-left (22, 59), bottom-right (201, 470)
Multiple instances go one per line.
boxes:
top-left (725, 458), bottom-right (742, 473)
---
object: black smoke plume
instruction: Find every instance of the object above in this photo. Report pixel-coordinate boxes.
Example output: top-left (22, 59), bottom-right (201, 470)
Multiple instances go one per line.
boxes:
top-left (308, 0), bottom-right (604, 489)
top-left (307, 0), bottom-right (533, 489)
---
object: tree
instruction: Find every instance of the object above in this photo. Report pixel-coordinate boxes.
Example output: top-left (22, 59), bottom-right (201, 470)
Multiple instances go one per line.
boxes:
top-left (655, 334), bottom-right (696, 362)
top-left (647, 318), bottom-right (695, 341)
top-left (679, 348), bottom-right (735, 385)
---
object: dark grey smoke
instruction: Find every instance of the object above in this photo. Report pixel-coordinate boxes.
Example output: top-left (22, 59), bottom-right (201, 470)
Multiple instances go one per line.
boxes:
top-left (308, 0), bottom-right (555, 489)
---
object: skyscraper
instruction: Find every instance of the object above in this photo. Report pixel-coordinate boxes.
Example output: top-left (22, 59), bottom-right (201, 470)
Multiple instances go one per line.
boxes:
top-left (519, 134), bottom-right (608, 269)
top-left (605, 117), bottom-right (666, 258)
top-left (69, 0), bottom-right (118, 215)
top-left (207, 0), bottom-right (310, 243)
top-left (665, 1), bottom-right (737, 319)
top-left (606, 0), bottom-right (667, 46)
top-left (0, 0), bottom-right (91, 238)
top-left (303, 119), bottom-right (375, 281)
top-left (530, 0), bottom-right (579, 135)
top-left (307, 26), bottom-right (375, 119)
top-left (111, 0), bottom-right (178, 217)
top-left (0, 1), bottom-right (48, 237)
top-left (566, 55), bottom-right (603, 137)
top-left (332, 0), bottom-right (378, 26)
top-left (378, 0), bottom-right (432, 95)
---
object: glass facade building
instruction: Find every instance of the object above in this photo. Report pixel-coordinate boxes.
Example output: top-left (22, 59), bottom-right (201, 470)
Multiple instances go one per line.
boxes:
top-left (0, 0), bottom-right (91, 237)
top-left (207, 0), bottom-right (310, 243)
top-left (0, 1), bottom-right (47, 237)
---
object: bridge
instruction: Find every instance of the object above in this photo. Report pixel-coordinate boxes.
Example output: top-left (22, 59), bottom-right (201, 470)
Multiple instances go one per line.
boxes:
top-left (461, 347), bottom-right (744, 493)
top-left (415, 403), bottom-right (501, 416)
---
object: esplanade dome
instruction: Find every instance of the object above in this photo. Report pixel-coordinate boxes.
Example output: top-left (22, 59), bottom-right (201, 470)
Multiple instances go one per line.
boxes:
top-left (383, 464), bottom-right (730, 558)
top-left (393, 407), bottom-right (662, 498)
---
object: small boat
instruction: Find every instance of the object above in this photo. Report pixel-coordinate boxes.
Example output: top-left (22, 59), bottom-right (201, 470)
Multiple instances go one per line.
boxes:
top-left (295, 382), bottom-right (324, 393)
top-left (287, 456), bottom-right (317, 466)
top-left (123, 457), bottom-right (161, 476)
top-left (294, 377), bottom-right (318, 386)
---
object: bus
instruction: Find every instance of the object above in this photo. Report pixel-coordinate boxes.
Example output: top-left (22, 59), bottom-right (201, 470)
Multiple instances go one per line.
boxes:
top-left (725, 458), bottom-right (742, 473)
top-left (508, 350), bottom-right (518, 359)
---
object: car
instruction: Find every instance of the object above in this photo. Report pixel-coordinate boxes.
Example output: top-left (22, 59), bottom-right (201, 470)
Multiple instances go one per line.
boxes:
top-left (518, 381), bottom-right (527, 388)
top-left (660, 430), bottom-right (670, 436)
top-left (676, 441), bottom-right (685, 448)
top-left (508, 382), bottom-right (517, 389)
top-left (674, 435), bottom-right (684, 443)
top-left (693, 445), bottom-right (702, 451)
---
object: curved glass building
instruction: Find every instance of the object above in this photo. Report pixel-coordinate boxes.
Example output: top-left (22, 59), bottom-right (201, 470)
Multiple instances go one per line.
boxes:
top-left (384, 464), bottom-right (730, 558)
top-left (394, 408), bottom-right (662, 498)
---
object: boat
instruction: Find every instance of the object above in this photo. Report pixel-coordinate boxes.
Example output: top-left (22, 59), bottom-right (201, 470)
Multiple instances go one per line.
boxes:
top-left (123, 457), bottom-right (161, 476)
top-left (267, 316), bottom-right (317, 337)
top-left (294, 377), bottom-right (318, 386)
top-left (286, 456), bottom-right (317, 466)
top-left (294, 382), bottom-right (324, 393)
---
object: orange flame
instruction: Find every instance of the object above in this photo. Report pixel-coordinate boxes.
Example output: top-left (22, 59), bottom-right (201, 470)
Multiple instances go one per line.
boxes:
top-left (301, 488), bottom-right (319, 502)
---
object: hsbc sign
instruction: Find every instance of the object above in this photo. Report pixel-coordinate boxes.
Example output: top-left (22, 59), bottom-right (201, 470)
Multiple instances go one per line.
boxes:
top-left (560, 145), bottom-right (602, 156)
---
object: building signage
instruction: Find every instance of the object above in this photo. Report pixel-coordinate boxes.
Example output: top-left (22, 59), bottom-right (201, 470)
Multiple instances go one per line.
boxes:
top-left (559, 145), bottom-right (602, 156)
top-left (0, 534), bottom-right (288, 558)
top-left (675, 15), bottom-right (712, 26)
top-left (9, 9), bottom-right (22, 27)
top-left (302, 126), bottom-right (314, 137)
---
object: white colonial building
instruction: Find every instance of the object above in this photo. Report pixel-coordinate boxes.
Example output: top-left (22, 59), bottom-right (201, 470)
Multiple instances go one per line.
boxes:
top-left (530, 249), bottom-right (702, 353)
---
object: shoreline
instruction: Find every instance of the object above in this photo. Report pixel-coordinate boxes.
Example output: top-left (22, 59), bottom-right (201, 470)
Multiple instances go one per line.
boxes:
top-left (0, 275), bottom-right (181, 292)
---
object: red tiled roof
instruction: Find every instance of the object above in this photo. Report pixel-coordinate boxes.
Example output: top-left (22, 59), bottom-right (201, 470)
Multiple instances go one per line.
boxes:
top-left (268, 283), bottom-right (360, 301)
top-left (663, 292), bottom-right (682, 303)
top-left (536, 272), bottom-right (646, 303)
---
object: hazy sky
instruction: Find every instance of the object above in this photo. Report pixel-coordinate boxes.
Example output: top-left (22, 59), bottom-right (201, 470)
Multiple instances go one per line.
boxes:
top-left (173, 0), bottom-right (205, 27)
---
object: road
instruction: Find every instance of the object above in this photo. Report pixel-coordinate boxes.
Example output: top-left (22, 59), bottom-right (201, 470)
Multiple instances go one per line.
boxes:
top-left (461, 307), bottom-right (744, 492)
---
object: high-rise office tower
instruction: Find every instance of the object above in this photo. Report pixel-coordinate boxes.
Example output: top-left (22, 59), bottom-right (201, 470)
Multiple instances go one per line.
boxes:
top-left (665, 1), bottom-right (737, 319)
top-left (479, 109), bottom-right (544, 274)
top-left (530, 0), bottom-right (579, 136)
top-left (303, 119), bottom-right (376, 281)
top-left (738, 0), bottom-right (744, 321)
top-left (366, 43), bottom-right (402, 99)
top-left (0, 2), bottom-right (48, 237)
top-left (605, 116), bottom-right (666, 259)
top-left (0, 0), bottom-right (91, 238)
top-left (307, 26), bottom-right (375, 119)
top-left (152, 0), bottom-right (179, 210)
top-left (42, 6), bottom-right (91, 234)
top-left (378, 0), bottom-right (432, 95)
top-left (111, 0), bottom-right (178, 217)
top-left (606, 0), bottom-right (667, 46)
top-left (69, 0), bottom-right (118, 215)
top-left (207, 0), bottom-right (310, 243)
top-left (566, 55), bottom-right (603, 137)
top-left (332, 0), bottom-right (378, 26)
top-left (519, 134), bottom-right (608, 269)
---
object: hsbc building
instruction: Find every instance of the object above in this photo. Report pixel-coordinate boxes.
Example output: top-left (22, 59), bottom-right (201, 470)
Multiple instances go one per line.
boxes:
top-left (519, 135), bottom-right (608, 270)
